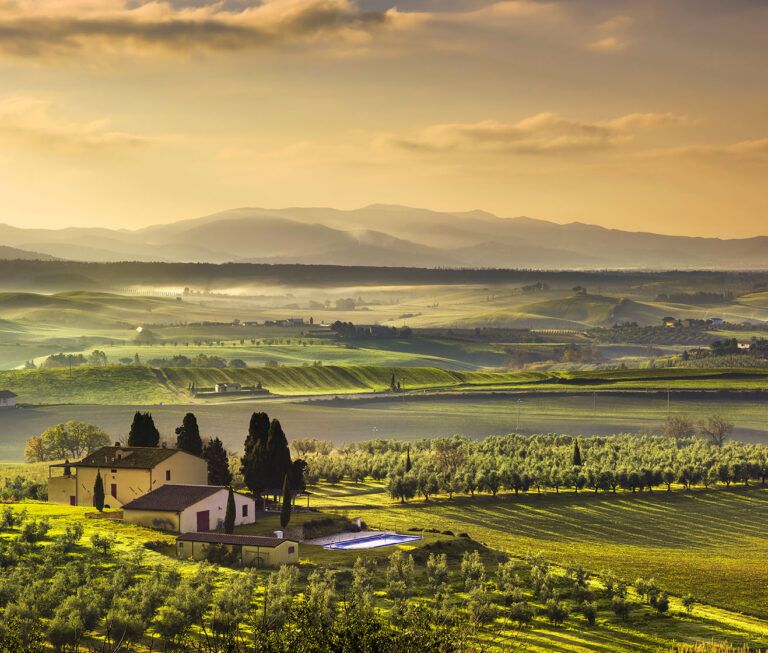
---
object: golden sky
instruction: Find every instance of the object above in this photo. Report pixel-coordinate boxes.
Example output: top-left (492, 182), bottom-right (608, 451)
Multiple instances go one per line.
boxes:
top-left (0, 0), bottom-right (766, 237)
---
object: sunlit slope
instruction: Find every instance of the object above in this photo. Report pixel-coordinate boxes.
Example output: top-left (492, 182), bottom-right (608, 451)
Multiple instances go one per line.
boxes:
top-left (0, 366), bottom-right (178, 405)
top-left (456, 294), bottom-right (673, 329)
top-left (164, 365), bottom-right (464, 395)
top-left (0, 291), bottom-right (181, 327)
top-left (3, 364), bottom-right (768, 405)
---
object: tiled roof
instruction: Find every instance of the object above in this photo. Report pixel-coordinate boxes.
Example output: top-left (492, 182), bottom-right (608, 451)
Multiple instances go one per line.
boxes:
top-left (176, 532), bottom-right (294, 547)
top-left (74, 446), bottom-right (178, 469)
top-left (122, 484), bottom-right (225, 511)
top-left (0, 390), bottom-right (17, 399)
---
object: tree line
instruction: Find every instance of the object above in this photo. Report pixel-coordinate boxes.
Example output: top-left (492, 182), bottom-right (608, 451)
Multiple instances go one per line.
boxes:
top-left (292, 420), bottom-right (768, 503)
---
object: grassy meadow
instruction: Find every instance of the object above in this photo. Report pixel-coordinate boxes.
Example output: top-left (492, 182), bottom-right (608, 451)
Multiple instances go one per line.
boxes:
top-left (309, 481), bottom-right (768, 619)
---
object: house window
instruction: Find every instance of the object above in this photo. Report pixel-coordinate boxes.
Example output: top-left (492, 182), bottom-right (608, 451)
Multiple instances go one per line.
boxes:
top-left (165, 470), bottom-right (171, 481)
top-left (288, 546), bottom-right (295, 554)
top-left (111, 469), bottom-right (117, 473)
top-left (242, 504), bottom-right (248, 517)
top-left (179, 542), bottom-right (184, 549)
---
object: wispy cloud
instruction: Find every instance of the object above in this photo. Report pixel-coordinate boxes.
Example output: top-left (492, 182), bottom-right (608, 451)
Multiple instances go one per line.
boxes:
top-left (0, 0), bottom-right (390, 59)
top-left (587, 13), bottom-right (634, 52)
top-left (387, 112), bottom-right (685, 155)
top-left (0, 95), bottom-right (149, 151)
top-left (659, 138), bottom-right (768, 160)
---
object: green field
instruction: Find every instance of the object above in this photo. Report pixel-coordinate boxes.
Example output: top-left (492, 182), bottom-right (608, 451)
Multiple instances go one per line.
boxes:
top-left (310, 481), bottom-right (768, 620)
top-left (3, 364), bottom-right (768, 407)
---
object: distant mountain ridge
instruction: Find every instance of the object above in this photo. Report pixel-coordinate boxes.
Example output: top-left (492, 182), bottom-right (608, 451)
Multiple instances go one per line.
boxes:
top-left (1, 205), bottom-right (767, 269)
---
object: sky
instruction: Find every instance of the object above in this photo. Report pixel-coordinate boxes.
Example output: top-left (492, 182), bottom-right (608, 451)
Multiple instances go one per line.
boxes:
top-left (0, 0), bottom-right (766, 237)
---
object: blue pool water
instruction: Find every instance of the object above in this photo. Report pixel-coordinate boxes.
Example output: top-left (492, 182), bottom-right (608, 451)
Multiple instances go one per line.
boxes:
top-left (324, 533), bottom-right (423, 550)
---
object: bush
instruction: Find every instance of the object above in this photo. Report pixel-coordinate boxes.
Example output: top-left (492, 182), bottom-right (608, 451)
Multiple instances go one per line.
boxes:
top-left (544, 598), bottom-right (568, 625)
top-left (580, 601), bottom-right (597, 626)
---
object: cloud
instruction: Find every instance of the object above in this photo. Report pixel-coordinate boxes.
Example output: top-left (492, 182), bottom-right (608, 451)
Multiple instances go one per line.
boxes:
top-left (0, 95), bottom-right (149, 151)
top-left (0, 0), bottom-right (390, 59)
top-left (387, 112), bottom-right (685, 155)
top-left (587, 13), bottom-right (634, 52)
top-left (586, 36), bottom-right (626, 52)
top-left (660, 138), bottom-right (768, 160)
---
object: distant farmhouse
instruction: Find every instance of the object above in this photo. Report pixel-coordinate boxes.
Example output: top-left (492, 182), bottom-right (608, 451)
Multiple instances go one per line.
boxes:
top-left (215, 382), bottom-right (242, 393)
top-left (48, 445), bottom-right (208, 508)
top-left (123, 484), bottom-right (255, 532)
top-left (0, 390), bottom-right (17, 409)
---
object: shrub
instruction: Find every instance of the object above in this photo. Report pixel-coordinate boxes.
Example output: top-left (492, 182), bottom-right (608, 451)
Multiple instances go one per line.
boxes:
top-left (544, 598), bottom-right (568, 625)
top-left (580, 601), bottom-right (597, 626)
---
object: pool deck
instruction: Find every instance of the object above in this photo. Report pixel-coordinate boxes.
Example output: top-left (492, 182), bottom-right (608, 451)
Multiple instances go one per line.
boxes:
top-left (305, 531), bottom-right (396, 547)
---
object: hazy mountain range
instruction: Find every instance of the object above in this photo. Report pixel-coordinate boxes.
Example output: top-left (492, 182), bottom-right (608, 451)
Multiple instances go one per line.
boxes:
top-left (2, 205), bottom-right (767, 269)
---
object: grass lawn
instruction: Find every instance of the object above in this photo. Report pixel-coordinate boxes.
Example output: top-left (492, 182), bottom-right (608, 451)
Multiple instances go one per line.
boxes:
top-left (309, 481), bottom-right (768, 619)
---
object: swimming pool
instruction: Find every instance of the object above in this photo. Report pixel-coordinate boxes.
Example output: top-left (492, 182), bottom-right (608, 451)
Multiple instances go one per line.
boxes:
top-left (324, 533), bottom-right (423, 550)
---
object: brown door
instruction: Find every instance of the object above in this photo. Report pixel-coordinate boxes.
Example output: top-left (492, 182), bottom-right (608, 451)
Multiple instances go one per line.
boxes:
top-left (69, 496), bottom-right (76, 506)
top-left (110, 484), bottom-right (117, 498)
top-left (196, 510), bottom-right (209, 532)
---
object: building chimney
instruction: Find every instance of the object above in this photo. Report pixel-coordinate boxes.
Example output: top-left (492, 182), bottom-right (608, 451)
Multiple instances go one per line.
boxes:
top-left (274, 530), bottom-right (283, 539)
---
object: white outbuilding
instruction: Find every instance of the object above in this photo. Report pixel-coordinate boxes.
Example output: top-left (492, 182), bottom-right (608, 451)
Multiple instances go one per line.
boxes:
top-left (122, 484), bottom-right (256, 533)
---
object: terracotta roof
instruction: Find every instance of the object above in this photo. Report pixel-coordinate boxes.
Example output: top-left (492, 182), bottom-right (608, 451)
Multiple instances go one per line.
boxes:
top-left (122, 484), bottom-right (225, 511)
top-left (177, 532), bottom-right (295, 547)
top-left (0, 390), bottom-right (17, 399)
top-left (74, 446), bottom-right (179, 469)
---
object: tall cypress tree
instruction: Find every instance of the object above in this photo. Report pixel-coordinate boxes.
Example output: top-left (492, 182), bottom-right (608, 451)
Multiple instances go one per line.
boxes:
top-left (203, 437), bottom-right (232, 486)
top-left (265, 419), bottom-right (293, 490)
top-left (573, 440), bottom-right (582, 466)
top-left (224, 487), bottom-right (235, 534)
top-left (280, 474), bottom-right (292, 529)
top-left (241, 412), bottom-right (271, 497)
top-left (93, 470), bottom-right (105, 512)
top-left (128, 412), bottom-right (160, 447)
top-left (405, 446), bottom-right (412, 472)
top-left (175, 412), bottom-right (203, 456)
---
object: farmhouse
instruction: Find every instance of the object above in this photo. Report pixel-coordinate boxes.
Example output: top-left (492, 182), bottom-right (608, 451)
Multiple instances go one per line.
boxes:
top-left (123, 484), bottom-right (256, 532)
top-left (0, 390), bottom-right (17, 409)
top-left (48, 445), bottom-right (208, 508)
top-left (176, 532), bottom-right (298, 566)
top-left (215, 382), bottom-right (242, 393)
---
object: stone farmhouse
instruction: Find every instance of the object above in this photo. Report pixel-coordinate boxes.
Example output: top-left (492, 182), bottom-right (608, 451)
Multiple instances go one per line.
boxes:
top-left (122, 484), bottom-right (255, 532)
top-left (48, 445), bottom-right (208, 508)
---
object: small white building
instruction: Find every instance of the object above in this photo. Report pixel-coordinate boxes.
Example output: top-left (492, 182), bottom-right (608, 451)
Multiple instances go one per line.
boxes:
top-left (215, 383), bottom-right (242, 393)
top-left (0, 391), bottom-right (17, 409)
top-left (122, 484), bottom-right (256, 533)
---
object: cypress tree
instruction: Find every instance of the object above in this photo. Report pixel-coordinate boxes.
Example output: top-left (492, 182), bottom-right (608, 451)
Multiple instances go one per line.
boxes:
top-left (573, 440), bottom-right (582, 467)
top-left (203, 437), bottom-right (232, 486)
top-left (280, 474), bottom-right (292, 529)
top-left (265, 419), bottom-right (293, 489)
top-left (224, 487), bottom-right (235, 534)
top-left (241, 412), bottom-right (271, 497)
top-left (175, 412), bottom-right (203, 456)
top-left (93, 470), bottom-right (105, 512)
top-left (405, 446), bottom-right (412, 472)
top-left (128, 412), bottom-right (160, 447)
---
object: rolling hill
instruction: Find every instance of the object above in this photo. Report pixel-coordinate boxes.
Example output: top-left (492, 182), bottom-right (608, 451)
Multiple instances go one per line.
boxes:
top-left (3, 205), bottom-right (768, 269)
top-left (0, 245), bottom-right (57, 261)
